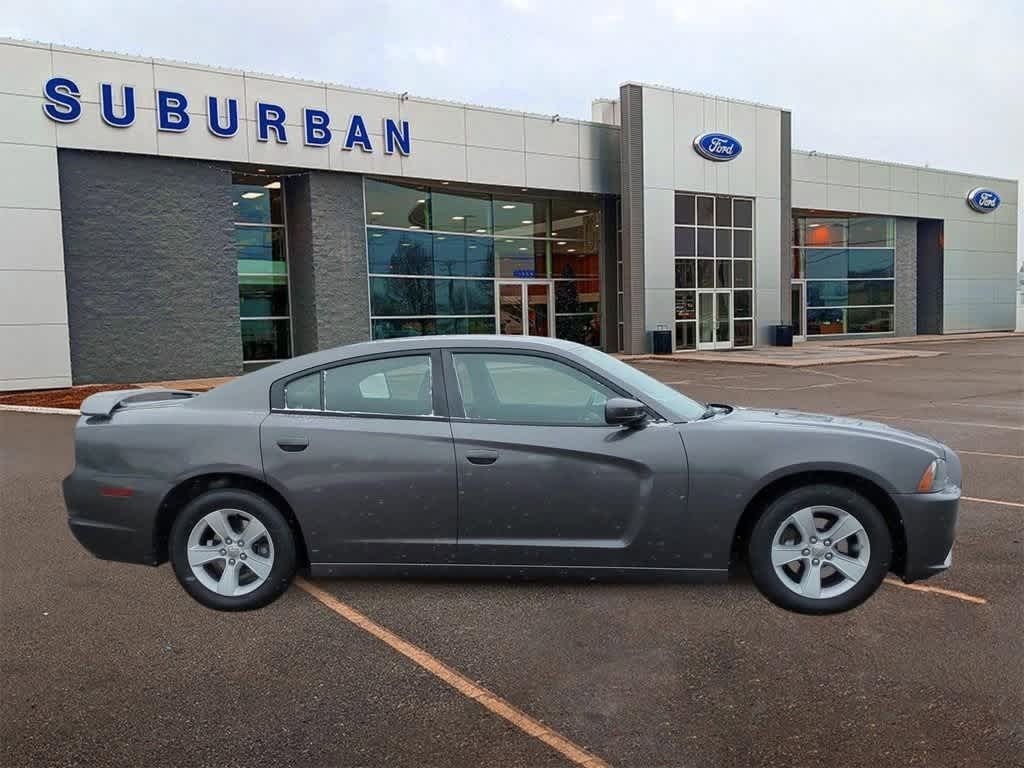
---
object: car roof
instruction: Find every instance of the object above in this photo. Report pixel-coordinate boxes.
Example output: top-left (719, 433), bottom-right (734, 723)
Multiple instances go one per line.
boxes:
top-left (195, 335), bottom-right (594, 410)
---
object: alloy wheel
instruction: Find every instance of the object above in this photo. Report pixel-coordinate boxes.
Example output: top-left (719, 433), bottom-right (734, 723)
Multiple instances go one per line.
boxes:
top-left (186, 508), bottom-right (275, 597)
top-left (770, 505), bottom-right (871, 600)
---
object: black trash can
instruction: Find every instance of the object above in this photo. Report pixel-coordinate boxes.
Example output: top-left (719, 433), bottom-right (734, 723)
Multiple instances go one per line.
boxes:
top-left (652, 328), bottom-right (673, 355)
top-left (771, 324), bottom-right (794, 347)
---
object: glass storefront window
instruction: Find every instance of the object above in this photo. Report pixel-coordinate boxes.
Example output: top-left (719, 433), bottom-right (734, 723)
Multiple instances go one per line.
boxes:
top-left (234, 173), bottom-right (290, 369)
top-left (236, 227), bottom-right (287, 275)
top-left (432, 189), bottom-right (493, 234)
top-left (370, 277), bottom-right (495, 317)
top-left (675, 194), bottom-right (696, 226)
top-left (240, 274), bottom-right (289, 317)
top-left (675, 260), bottom-right (696, 289)
top-left (795, 212), bottom-right (896, 337)
top-left (675, 227), bottom-right (696, 258)
top-left (496, 238), bottom-right (548, 278)
top-left (734, 260), bottom-right (752, 288)
top-left (365, 179), bottom-right (430, 229)
top-left (495, 196), bottom-right (548, 238)
top-left (233, 178), bottom-right (283, 225)
top-left (674, 193), bottom-right (755, 349)
top-left (365, 178), bottom-right (603, 346)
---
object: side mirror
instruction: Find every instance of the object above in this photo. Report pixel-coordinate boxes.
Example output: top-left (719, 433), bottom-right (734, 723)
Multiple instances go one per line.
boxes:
top-left (605, 397), bottom-right (647, 427)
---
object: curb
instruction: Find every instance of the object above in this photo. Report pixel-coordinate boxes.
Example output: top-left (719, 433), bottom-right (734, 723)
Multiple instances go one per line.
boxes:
top-left (0, 404), bottom-right (81, 416)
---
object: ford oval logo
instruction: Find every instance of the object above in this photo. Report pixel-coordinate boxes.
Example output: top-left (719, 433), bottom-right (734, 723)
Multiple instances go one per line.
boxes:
top-left (966, 187), bottom-right (1000, 213)
top-left (693, 132), bottom-right (742, 162)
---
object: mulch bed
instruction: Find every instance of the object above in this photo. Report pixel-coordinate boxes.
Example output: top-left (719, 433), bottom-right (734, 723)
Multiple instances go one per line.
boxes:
top-left (0, 384), bottom-right (145, 410)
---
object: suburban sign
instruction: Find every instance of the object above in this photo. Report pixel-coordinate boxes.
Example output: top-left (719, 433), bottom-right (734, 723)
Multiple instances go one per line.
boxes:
top-left (693, 132), bottom-right (742, 162)
top-left (41, 76), bottom-right (412, 155)
top-left (966, 187), bottom-right (1001, 213)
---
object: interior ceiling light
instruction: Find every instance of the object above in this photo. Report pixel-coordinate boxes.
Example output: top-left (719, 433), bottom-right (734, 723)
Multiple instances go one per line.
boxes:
top-left (370, 211), bottom-right (384, 216)
top-left (451, 215), bottom-right (465, 221)
top-left (231, 201), bottom-right (238, 206)
top-left (505, 239), bottom-right (514, 243)
top-left (475, 228), bottom-right (487, 233)
top-left (241, 192), bottom-right (264, 199)
top-left (502, 204), bottom-right (516, 210)
top-left (416, 198), bottom-right (426, 204)
top-left (551, 232), bottom-right (558, 236)
top-left (409, 225), bottom-right (421, 229)
top-left (574, 209), bottom-right (588, 214)
top-left (557, 241), bottom-right (567, 245)
top-left (263, 181), bottom-right (281, 189)
top-left (521, 220), bottom-right (532, 224)
top-left (518, 247), bottom-right (527, 252)
top-left (568, 248), bottom-right (576, 253)
top-left (371, 233), bottom-right (382, 238)
top-left (441, 181), bottom-right (450, 185)
top-left (257, 168), bottom-right (267, 172)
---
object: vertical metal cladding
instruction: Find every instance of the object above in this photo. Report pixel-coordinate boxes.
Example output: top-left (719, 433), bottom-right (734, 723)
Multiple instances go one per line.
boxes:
top-left (58, 150), bottom-right (242, 384)
top-left (779, 111), bottom-right (793, 326)
top-left (619, 84), bottom-right (646, 355)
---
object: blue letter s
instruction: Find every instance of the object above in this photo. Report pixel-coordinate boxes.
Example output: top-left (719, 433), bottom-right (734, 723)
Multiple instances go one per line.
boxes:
top-left (42, 77), bottom-right (82, 123)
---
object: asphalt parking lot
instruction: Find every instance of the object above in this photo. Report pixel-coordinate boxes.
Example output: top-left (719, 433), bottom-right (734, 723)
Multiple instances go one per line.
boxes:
top-left (1, 336), bottom-right (1021, 768)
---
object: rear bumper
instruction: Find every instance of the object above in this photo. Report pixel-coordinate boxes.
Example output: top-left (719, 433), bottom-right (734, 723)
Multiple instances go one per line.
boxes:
top-left (63, 471), bottom-right (164, 566)
top-left (892, 485), bottom-right (959, 583)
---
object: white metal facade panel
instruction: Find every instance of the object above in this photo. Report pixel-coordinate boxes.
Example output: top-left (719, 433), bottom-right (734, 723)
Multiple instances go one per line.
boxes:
top-left (0, 40), bottom-right (72, 389)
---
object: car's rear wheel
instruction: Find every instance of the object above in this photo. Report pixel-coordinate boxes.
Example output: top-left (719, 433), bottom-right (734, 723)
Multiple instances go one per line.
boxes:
top-left (169, 489), bottom-right (296, 611)
top-left (747, 484), bottom-right (891, 614)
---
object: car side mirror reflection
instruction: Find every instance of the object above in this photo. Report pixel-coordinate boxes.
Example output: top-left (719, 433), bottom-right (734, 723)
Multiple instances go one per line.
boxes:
top-left (605, 397), bottom-right (648, 427)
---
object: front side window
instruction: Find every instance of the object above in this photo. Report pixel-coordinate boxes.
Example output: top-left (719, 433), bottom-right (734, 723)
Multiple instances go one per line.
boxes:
top-left (323, 355), bottom-right (433, 416)
top-left (452, 353), bottom-right (615, 425)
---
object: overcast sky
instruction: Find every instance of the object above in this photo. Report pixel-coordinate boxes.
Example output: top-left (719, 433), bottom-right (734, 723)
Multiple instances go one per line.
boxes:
top-left (4, 0), bottom-right (1021, 266)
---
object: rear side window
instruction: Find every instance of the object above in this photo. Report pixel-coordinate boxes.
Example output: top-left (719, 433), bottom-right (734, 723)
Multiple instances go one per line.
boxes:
top-left (284, 372), bottom-right (321, 410)
top-left (324, 355), bottom-right (433, 416)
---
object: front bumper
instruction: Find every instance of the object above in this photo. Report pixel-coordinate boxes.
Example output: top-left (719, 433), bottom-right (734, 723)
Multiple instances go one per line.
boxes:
top-left (892, 485), bottom-right (959, 582)
top-left (63, 470), bottom-right (164, 566)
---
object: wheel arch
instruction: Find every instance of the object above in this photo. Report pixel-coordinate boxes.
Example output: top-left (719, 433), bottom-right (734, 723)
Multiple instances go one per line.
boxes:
top-left (730, 469), bottom-right (906, 574)
top-left (154, 472), bottom-right (310, 567)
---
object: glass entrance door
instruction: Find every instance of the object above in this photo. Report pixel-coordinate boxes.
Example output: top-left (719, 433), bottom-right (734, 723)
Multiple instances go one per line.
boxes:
top-left (791, 280), bottom-right (806, 342)
top-left (497, 281), bottom-right (553, 337)
top-left (697, 289), bottom-right (732, 350)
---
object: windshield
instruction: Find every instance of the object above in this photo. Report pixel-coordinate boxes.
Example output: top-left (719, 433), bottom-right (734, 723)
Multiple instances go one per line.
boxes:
top-left (576, 347), bottom-right (707, 421)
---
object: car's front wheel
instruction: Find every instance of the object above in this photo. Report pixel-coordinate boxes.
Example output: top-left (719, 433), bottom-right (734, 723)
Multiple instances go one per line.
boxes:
top-left (169, 489), bottom-right (297, 611)
top-left (747, 483), bottom-right (891, 614)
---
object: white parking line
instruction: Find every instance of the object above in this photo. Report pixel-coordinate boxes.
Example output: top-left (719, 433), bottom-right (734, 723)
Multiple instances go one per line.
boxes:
top-left (873, 416), bottom-right (1024, 432)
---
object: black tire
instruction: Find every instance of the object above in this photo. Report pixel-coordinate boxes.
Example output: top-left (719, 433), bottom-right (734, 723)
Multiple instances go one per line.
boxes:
top-left (169, 488), bottom-right (297, 611)
top-left (747, 483), bottom-right (891, 615)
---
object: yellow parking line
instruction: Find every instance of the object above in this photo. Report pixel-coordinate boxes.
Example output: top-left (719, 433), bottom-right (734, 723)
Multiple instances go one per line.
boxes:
top-left (962, 496), bottom-right (1024, 509)
top-left (956, 450), bottom-right (1024, 460)
top-left (883, 578), bottom-right (987, 605)
top-left (296, 579), bottom-right (610, 768)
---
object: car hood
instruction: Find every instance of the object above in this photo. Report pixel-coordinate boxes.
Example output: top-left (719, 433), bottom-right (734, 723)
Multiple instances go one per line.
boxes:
top-left (720, 406), bottom-right (945, 458)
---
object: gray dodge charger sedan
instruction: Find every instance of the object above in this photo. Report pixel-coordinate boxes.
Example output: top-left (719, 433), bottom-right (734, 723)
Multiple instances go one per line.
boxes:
top-left (64, 336), bottom-right (960, 614)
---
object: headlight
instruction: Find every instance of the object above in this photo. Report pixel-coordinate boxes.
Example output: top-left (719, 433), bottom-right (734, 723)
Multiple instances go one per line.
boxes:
top-left (917, 458), bottom-right (948, 493)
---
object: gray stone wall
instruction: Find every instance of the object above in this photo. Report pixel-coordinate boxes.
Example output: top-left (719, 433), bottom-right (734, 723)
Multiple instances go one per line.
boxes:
top-left (58, 150), bottom-right (241, 384)
top-left (284, 170), bottom-right (369, 353)
top-left (894, 218), bottom-right (918, 336)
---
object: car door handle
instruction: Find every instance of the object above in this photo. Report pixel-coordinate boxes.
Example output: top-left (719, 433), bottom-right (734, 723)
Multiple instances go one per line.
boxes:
top-left (276, 437), bottom-right (309, 452)
top-left (466, 449), bottom-right (499, 465)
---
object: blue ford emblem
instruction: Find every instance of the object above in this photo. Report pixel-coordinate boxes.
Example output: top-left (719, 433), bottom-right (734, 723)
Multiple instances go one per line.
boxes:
top-left (966, 187), bottom-right (1000, 213)
top-left (693, 132), bottom-right (742, 162)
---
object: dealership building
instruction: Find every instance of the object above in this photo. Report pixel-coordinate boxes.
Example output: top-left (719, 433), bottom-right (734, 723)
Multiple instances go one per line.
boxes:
top-left (0, 38), bottom-right (1019, 390)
